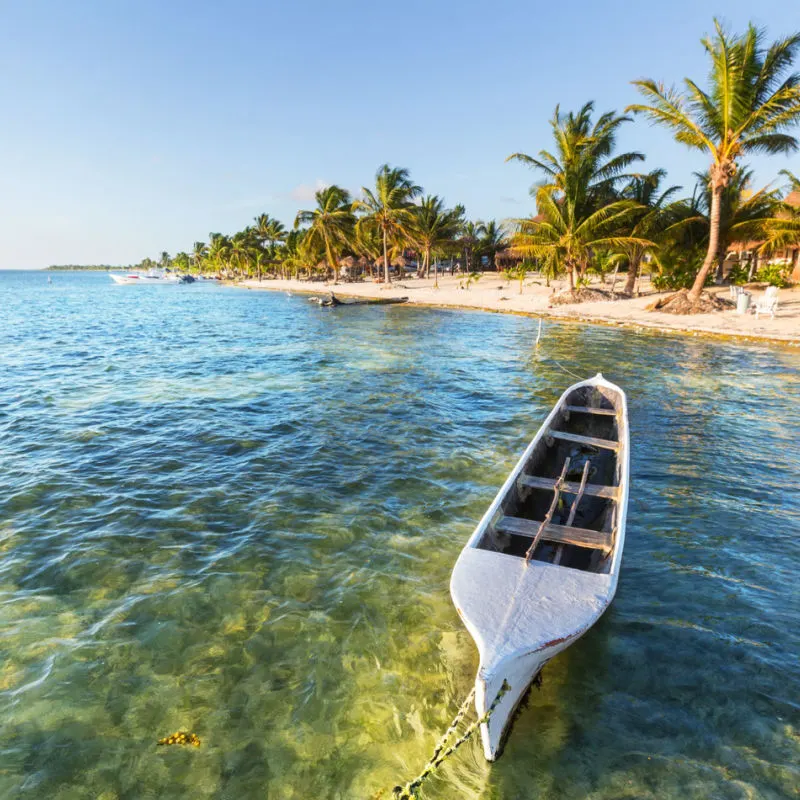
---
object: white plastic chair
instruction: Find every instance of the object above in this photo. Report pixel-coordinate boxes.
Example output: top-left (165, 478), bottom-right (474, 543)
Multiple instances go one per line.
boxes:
top-left (753, 286), bottom-right (779, 319)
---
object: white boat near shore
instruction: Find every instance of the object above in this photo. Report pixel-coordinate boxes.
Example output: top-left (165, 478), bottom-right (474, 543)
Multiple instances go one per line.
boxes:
top-left (109, 269), bottom-right (180, 285)
top-left (450, 373), bottom-right (630, 761)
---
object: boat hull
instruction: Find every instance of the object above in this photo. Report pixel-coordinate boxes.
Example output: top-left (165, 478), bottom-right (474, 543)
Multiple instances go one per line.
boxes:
top-left (109, 273), bottom-right (180, 285)
top-left (450, 373), bottom-right (629, 761)
top-left (476, 653), bottom-right (548, 761)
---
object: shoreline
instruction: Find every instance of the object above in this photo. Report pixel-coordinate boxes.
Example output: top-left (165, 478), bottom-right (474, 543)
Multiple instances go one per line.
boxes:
top-left (233, 275), bottom-right (800, 347)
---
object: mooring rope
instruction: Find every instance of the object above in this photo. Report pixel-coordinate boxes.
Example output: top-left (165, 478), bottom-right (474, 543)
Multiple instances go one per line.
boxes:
top-left (390, 681), bottom-right (510, 800)
top-left (546, 357), bottom-right (586, 381)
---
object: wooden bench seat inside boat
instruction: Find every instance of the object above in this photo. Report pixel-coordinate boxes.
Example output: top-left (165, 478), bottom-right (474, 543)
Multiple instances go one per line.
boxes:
top-left (495, 515), bottom-right (612, 553)
top-left (564, 405), bottom-right (617, 416)
top-left (546, 430), bottom-right (619, 451)
top-left (517, 474), bottom-right (618, 499)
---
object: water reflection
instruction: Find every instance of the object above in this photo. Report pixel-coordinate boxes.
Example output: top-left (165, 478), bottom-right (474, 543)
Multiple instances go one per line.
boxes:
top-left (0, 271), bottom-right (797, 798)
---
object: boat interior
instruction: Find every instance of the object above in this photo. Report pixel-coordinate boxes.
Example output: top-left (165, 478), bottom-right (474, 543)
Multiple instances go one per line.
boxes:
top-left (477, 385), bottom-right (624, 574)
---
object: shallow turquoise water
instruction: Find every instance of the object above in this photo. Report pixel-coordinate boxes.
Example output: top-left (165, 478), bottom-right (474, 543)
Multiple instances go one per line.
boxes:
top-left (0, 270), bottom-right (798, 799)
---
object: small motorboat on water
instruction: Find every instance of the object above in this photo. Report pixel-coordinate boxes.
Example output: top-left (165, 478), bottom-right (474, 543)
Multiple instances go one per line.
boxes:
top-left (450, 373), bottom-right (630, 761)
top-left (109, 269), bottom-right (180, 285)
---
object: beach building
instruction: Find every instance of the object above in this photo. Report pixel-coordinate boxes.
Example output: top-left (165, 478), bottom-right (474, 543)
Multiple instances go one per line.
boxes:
top-left (725, 191), bottom-right (800, 281)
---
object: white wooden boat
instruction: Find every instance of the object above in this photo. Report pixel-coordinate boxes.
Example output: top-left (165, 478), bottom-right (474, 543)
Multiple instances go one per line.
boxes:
top-left (450, 373), bottom-right (629, 761)
top-left (109, 269), bottom-right (180, 285)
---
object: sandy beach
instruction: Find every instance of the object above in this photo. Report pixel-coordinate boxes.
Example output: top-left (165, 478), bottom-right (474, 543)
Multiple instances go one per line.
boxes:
top-left (238, 273), bottom-right (800, 345)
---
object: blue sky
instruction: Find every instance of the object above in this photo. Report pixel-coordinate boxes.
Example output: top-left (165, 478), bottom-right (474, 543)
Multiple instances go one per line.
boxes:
top-left (1, 0), bottom-right (799, 268)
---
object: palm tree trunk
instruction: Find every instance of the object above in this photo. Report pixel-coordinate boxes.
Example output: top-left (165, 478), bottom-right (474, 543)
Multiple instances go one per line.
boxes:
top-left (434, 257), bottom-right (439, 289)
top-left (748, 251), bottom-right (759, 281)
top-left (383, 228), bottom-right (389, 284)
top-left (623, 254), bottom-right (641, 295)
top-left (689, 179), bottom-right (724, 301)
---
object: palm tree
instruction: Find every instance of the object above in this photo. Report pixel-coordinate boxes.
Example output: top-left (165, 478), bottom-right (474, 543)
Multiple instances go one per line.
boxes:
top-left (295, 185), bottom-right (354, 283)
top-left (353, 165), bottom-right (422, 283)
top-left (411, 195), bottom-right (462, 286)
top-left (627, 19), bottom-right (800, 302)
top-left (254, 214), bottom-right (288, 257)
top-left (747, 169), bottom-right (800, 264)
top-left (172, 252), bottom-right (190, 274)
top-left (508, 102), bottom-right (644, 218)
top-left (229, 230), bottom-right (257, 278)
top-left (780, 168), bottom-right (800, 192)
top-left (208, 233), bottom-right (231, 277)
top-left (507, 102), bottom-right (645, 287)
top-left (159, 251), bottom-right (171, 270)
top-left (512, 185), bottom-right (651, 290)
top-left (458, 220), bottom-right (485, 272)
top-left (265, 219), bottom-right (287, 256)
top-left (619, 169), bottom-right (682, 294)
top-left (191, 241), bottom-right (208, 274)
top-left (476, 219), bottom-right (508, 271)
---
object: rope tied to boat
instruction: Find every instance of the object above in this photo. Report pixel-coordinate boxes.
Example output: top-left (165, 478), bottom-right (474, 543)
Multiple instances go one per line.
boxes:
top-left (389, 681), bottom-right (510, 800)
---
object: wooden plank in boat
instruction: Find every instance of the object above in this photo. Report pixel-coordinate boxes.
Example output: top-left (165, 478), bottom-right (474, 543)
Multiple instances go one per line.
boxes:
top-left (564, 405), bottom-right (617, 416)
top-left (495, 515), bottom-right (612, 552)
top-left (518, 474), bottom-right (618, 499)
top-left (548, 430), bottom-right (619, 450)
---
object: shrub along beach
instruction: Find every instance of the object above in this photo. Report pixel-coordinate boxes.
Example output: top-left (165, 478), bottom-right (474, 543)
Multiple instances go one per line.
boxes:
top-left (131, 19), bottom-right (800, 344)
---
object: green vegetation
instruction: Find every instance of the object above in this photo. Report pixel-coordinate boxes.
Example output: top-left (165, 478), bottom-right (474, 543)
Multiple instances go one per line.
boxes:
top-left (45, 265), bottom-right (123, 271)
top-left (137, 19), bottom-right (798, 310)
top-left (627, 20), bottom-right (800, 301)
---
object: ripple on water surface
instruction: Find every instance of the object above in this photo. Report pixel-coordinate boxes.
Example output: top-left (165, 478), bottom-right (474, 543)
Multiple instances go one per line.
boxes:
top-left (0, 271), bottom-right (798, 799)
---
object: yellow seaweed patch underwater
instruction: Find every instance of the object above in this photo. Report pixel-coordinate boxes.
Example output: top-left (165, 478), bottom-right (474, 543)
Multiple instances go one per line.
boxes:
top-left (157, 731), bottom-right (201, 747)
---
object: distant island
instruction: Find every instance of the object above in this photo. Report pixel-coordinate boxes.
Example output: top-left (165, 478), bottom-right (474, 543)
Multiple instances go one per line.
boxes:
top-left (46, 265), bottom-right (125, 271)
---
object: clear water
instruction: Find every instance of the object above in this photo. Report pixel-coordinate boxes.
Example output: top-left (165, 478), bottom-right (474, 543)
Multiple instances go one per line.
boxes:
top-left (1, 271), bottom-right (798, 800)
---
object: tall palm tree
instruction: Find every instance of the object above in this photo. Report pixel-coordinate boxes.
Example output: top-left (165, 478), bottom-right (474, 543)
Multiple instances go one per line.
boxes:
top-left (627, 20), bottom-right (800, 302)
top-left (411, 195), bottom-right (462, 285)
top-left (353, 165), bottom-right (422, 283)
top-left (159, 251), bottom-right (171, 270)
top-left (507, 102), bottom-right (644, 286)
top-left (295, 185), bottom-right (354, 283)
top-left (512, 185), bottom-right (650, 289)
top-left (458, 220), bottom-right (485, 272)
top-left (254, 213), bottom-right (274, 250)
top-left (619, 169), bottom-right (682, 294)
top-left (265, 218), bottom-right (287, 256)
top-left (229, 230), bottom-right (257, 278)
top-left (508, 102), bottom-right (644, 219)
top-left (191, 241), bottom-right (208, 274)
top-left (254, 214), bottom-right (288, 257)
top-left (476, 219), bottom-right (508, 271)
top-left (208, 233), bottom-right (231, 277)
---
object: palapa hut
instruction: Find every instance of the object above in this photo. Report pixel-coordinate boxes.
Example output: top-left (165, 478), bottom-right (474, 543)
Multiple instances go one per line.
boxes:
top-left (495, 248), bottom-right (525, 270)
top-left (314, 259), bottom-right (332, 280)
top-left (724, 190), bottom-right (800, 281)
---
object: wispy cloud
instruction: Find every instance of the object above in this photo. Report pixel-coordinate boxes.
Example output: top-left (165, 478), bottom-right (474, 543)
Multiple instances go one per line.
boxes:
top-left (288, 179), bottom-right (330, 203)
top-left (500, 196), bottom-right (521, 205)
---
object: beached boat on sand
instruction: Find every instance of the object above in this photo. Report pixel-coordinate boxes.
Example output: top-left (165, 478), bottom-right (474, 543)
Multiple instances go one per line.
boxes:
top-left (450, 373), bottom-right (629, 761)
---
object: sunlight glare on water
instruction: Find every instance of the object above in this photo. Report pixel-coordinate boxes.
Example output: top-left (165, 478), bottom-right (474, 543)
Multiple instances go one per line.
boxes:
top-left (0, 271), bottom-right (798, 799)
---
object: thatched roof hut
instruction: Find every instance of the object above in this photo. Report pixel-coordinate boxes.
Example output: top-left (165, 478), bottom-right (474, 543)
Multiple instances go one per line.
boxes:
top-left (495, 248), bottom-right (524, 268)
top-left (339, 256), bottom-right (357, 268)
top-left (391, 255), bottom-right (409, 268)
